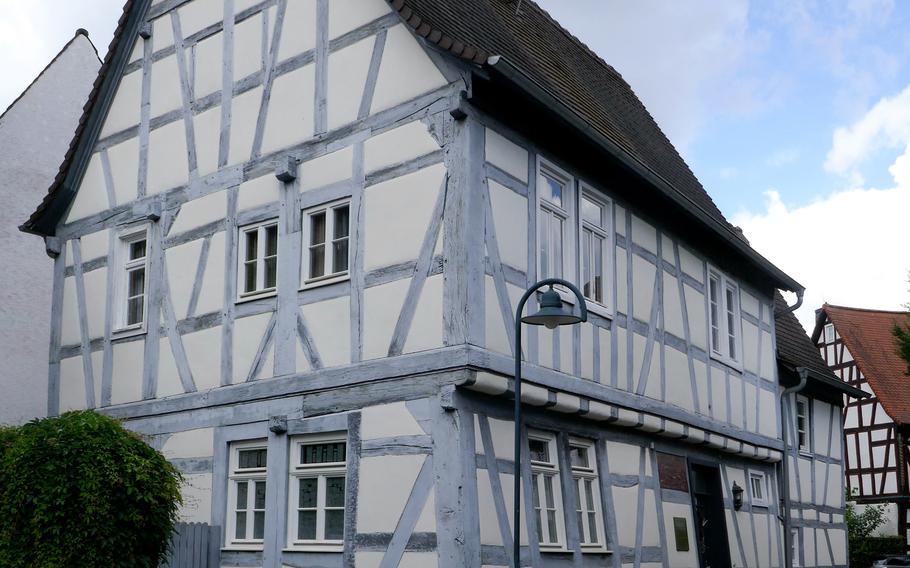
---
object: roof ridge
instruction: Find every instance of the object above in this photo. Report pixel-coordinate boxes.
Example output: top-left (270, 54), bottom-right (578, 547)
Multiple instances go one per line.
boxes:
top-left (825, 303), bottom-right (909, 315)
top-left (0, 31), bottom-right (99, 125)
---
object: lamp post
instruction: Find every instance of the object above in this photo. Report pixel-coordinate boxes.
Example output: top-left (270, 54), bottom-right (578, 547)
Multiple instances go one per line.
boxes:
top-left (512, 279), bottom-right (588, 568)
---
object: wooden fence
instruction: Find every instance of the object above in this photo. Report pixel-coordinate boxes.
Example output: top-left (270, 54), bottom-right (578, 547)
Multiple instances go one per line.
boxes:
top-left (161, 523), bottom-right (220, 568)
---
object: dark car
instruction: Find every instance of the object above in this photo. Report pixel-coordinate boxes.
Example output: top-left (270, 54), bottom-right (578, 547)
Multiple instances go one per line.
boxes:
top-left (874, 556), bottom-right (910, 567)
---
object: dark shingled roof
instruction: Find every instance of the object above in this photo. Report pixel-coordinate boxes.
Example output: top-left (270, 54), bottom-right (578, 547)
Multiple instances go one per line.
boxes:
top-left (774, 294), bottom-right (837, 381)
top-left (388, 0), bottom-right (731, 234)
top-left (819, 304), bottom-right (910, 424)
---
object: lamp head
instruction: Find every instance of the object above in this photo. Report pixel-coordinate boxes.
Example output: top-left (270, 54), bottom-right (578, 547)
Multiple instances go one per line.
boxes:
top-left (521, 286), bottom-right (583, 329)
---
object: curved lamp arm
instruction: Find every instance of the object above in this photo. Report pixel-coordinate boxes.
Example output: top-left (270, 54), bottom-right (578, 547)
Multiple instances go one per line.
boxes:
top-left (511, 278), bottom-right (587, 567)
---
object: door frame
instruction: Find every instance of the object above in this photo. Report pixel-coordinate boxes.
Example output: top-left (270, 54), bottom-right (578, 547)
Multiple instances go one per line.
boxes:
top-left (687, 458), bottom-right (732, 568)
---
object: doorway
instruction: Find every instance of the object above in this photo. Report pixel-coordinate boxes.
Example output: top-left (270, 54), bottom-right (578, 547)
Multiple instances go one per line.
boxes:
top-left (689, 463), bottom-right (731, 568)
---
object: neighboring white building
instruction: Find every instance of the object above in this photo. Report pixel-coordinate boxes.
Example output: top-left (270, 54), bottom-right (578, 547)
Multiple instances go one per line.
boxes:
top-left (20, 2), bottom-right (864, 567)
top-left (0, 30), bottom-right (100, 425)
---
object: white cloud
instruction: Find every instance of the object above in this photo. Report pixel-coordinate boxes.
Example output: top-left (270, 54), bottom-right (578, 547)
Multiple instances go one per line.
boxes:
top-left (767, 147), bottom-right (800, 167)
top-left (733, 156), bottom-right (910, 330)
top-left (824, 83), bottom-right (910, 176)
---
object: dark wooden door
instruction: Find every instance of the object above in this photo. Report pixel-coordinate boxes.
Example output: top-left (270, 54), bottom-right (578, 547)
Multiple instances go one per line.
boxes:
top-left (690, 464), bottom-right (731, 568)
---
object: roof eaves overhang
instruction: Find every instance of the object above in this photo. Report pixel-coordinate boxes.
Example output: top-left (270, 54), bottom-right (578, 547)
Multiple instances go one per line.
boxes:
top-left (483, 55), bottom-right (803, 293)
top-left (779, 360), bottom-right (868, 401)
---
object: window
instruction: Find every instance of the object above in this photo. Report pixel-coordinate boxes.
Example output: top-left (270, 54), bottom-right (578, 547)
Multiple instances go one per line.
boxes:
top-left (796, 395), bottom-right (811, 454)
top-left (116, 227), bottom-right (149, 332)
top-left (529, 433), bottom-right (565, 549)
top-left (226, 441), bottom-right (268, 548)
top-left (302, 200), bottom-right (351, 287)
top-left (825, 322), bottom-right (835, 344)
top-left (238, 220), bottom-right (278, 299)
top-left (569, 440), bottom-right (605, 549)
top-left (579, 189), bottom-right (612, 311)
top-left (288, 435), bottom-right (347, 550)
top-left (538, 163), bottom-right (572, 281)
top-left (708, 268), bottom-right (741, 365)
top-left (749, 471), bottom-right (768, 507)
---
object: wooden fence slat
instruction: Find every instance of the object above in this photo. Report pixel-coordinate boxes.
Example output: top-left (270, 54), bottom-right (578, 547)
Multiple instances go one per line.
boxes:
top-left (162, 522), bottom-right (220, 568)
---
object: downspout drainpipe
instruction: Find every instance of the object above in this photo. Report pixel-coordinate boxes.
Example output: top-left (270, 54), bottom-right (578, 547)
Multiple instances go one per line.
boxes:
top-left (780, 368), bottom-right (808, 568)
top-left (776, 288), bottom-right (805, 568)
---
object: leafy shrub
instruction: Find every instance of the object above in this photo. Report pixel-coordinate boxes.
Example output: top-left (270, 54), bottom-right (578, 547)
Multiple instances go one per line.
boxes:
top-left (0, 411), bottom-right (182, 568)
top-left (847, 495), bottom-right (904, 567)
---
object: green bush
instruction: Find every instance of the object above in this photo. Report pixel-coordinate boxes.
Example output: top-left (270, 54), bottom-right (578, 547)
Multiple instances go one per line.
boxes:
top-left (851, 535), bottom-right (905, 567)
top-left (0, 411), bottom-right (182, 568)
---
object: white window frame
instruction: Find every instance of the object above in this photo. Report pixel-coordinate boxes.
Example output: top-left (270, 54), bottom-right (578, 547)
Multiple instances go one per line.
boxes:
top-left (824, 322), bottom-right (835, 345)
top-left (569, 438), bottom-right (607, 551)
top-left (237, 219), bottom-right (279, 301)
top-left (748, 470), bottom-right (769, 508)
top-left (791, 528), bottom-right (801, 567)
top-left (796, 395), bottom-right (811, 455)
top-left (707, 266), bottom-right (743, 368)
top-left (286, 432), bottom-right (348, 552)
top-left (537, 160), bottom-right (574, 290)
top-left (300, 199), bottom-right (352, 289)
top-left (225, 440), bottom-right (269, 550)
top-left (577, 185), bottom-right (614, 317)
top-left (113, 225), bottom-right (150, 336)
top-left (528, 431), bottom-right (566, 551)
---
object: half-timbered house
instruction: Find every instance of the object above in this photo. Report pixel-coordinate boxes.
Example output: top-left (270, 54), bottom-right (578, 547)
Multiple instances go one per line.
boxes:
top-left (814, 304), bottom-right (910, 551)
top-left (20, 1), bottom-right (863, 566)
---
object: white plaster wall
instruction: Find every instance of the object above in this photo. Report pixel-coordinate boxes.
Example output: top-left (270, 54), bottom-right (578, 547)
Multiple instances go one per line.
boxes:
top-left (170, 190), bottom-right (227, 235)
top-left (363, 163), bottom-right (444, 272)
top-left (278, 0), bottom-right (316, 61)
top-left (360, 402), bottom-right (424, 440)
top-left (488, 180), bottom-right (528, 272)
top-left (111, 339), bottom-right (145, 404)
top-left (108, 137), bottom-right (140, 205)
top-left (238, 174), bottom-right (281, 211)
top-left (364, 120), bottom-right (439, 175)
top-left (228, 86), bottom-right (262, 165)
top-left (150, 55), bottom-right (182, 119)
top-left (166, 239), bottom-right (205, 318)
top-left (183, 325), bottom-right (222, 391)
top-left (194, 104), bottom-right (222, 177)
top-left (357, 454), bottom-right (426, 532)
top-left (328, 0), bottom-right (390, 41)
top-left (0, 34), bottom-right (98, 423)
top-left (195, 231), bottom-right (225, 316)
top-left (179, 473), bottom-right (213, 524)
top-left (179, 0), bottom-right (222, 38)
top-left (300, 297), bottom-right (350, 368)
top-left (147, 119), bottom-right (190, 195)
top-left (370, 25), bottom-right (447, 114)
top-left (485, 128), bottom-right (528, 183)
top-left (59, 356), bottom-right (86, 412)
top-left (66, 153), bottom-right (108, 222)
top-left (158, 337), bottom-right (185, 398)
top-left (100, 69), bottom-right (141, 137)
top-left (233, 312), bottom-right (274, 382)
top-left (300, 146), bottom-right (352, 192)
top-left (327, 37), bottom-right (373, 131)
top-left (261, 65), bottom-right (315, 156)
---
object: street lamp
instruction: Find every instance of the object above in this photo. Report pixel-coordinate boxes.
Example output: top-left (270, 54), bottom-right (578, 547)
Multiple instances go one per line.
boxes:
top-left (512, 278), bottom-right (588, 567)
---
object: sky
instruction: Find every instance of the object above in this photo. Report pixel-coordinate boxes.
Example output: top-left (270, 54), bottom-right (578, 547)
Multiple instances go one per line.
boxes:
top-left (2, 0), bottom-right (909, 330)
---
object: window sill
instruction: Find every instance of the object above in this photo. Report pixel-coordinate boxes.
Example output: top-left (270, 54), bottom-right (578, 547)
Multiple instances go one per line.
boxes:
top-left (708, 352), bottom-right (743, 374)
top-left (112, 325), bottom-right (146, 340)
top-left (283, 545), bottom-right (344, 553)
top-left (539, 545), bottom-right (570, 554)
top-left (300, 272), bottom-right (350, 291)
top-left (751, 502), bottom-right (769, 509)
top-left (585, 300), bottom-right (613, 320)
top-left (580, 547), bottom-right (612, 554)
top-left (236, 289), bottom-right (277, 304)
top-left (222, 545), bottom-right (264, 552)
top-left (798, 449), bottom-right (813, 458)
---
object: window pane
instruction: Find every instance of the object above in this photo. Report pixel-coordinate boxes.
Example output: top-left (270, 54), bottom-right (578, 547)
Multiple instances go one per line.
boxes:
top-left (544, 476), bottom-right (555, 508)
top-left (264, 257), bottom-right (277, 289)
top-left (309, 245), bottom-right (325, 278)
top-left (326, 476), bottom-right (345, 507)
top-left (245, 230), bottom-right (258, 262)
top-left (311, 212), bottom-right (326, 245)
top-left (332, 238), bottom-right (349, 274)
top-left (129, 239), bottom-right (147, 260)
top-left (298, 510), bottom-right (317, 540)
top-left (539, 211), bottom-right (549, 278)
top-left (299, 478), bottom-right (318, 508)
top-left (128, 268), bottom-right (145, 297)
top-left (709, 276), bottom-right (720, 351)
top-left (570, 446), bottom-right (589, 468)
top-left (302, 442), bottom-right (347, 464)
top-left (325, 510), bottom-right (344, 540)
top-left (265, 225), bottom-right (278, 256)
top-left (577, 511), bottom-right (585, 538)
top-left (551, 216), bottom-right (563, 278)
top-left (573, 481), bottom-right (582, 509)
top-left (546, 511), bottom-right (558, 543)
top-left (333, 206), bottom-right (350, 239)
top-left (543, 174), bottom-right (563, 207)
top-left (726, 286), bottom-right (737, 359)
top-left (594, 236), bottom-right (603, 304)
top-left (254, 481), bottom-right (266, 509)
top-left (529, 439), bottom-right (549, 463)
top-left (582, 196), bottom-right (602, 225)
top-left (531, 474), bottom-right (541, 508)
top-left (235, 511), bottom-right (247, 540)
top-left (585, 479), bottom-right (595, 509)
top-left (588, 513), bottom-right (598, 543)
top-left (253, 511), bottom-right (265, 540)
top-left (239, 449), bottom-right (268, 469)
top-left (582, 230), bottom-right (592, 300)
top-left (244, 261), bottom-right (257, 293)
top-left (236, 481), bottom-right (248, 510)
top-left (127, 296), bottom-right (144, 326)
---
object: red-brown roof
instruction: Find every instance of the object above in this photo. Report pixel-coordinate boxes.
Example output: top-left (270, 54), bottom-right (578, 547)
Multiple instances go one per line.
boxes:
top-left (820, 304), bottom-right (910, 424)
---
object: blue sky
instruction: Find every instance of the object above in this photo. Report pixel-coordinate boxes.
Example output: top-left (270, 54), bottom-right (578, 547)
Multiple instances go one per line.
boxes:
top-left (537, 0), bottom-right (910, 215)
top-left (2, 0), bottom-right (908, 328)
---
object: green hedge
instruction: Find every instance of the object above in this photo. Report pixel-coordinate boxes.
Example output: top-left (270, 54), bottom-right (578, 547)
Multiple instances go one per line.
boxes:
top-left (850, 535), bottom-right (906, 567)
top-left (0, 411), bottom-right (182, 568)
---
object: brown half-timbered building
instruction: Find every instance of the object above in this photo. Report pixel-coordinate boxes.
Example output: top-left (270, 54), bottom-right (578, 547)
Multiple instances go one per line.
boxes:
top-left (814, 304), bottom-right (910, 550)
